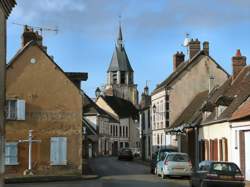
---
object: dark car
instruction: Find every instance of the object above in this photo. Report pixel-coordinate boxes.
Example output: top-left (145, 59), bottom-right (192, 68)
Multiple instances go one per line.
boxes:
top-left (118, 148), bottom-right (133, 160)
top-left (191, 161), bottom-right (245, 187)
top-left (150, 146), bottom-right (178, 174)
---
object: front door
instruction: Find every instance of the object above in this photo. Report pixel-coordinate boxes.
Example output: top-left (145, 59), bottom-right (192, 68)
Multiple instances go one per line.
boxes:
top-left (245, 131), bottom-right (250, 180)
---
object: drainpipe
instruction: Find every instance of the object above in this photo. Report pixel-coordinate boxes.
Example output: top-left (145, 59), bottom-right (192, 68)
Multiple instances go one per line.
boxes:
top-left (195, 126), bottom-right (199, 171)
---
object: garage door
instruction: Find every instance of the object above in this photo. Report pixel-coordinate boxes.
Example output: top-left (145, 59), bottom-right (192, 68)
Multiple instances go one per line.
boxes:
top-left (245, 131), bottom-right (250, 181)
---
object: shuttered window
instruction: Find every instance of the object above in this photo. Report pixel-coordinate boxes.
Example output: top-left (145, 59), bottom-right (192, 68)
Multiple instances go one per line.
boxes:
top-left (50, 137), bottom-right (67, 165)
top-left (5, 142), bottom-right (18, 165)
top-left (6, 99), bottom-right (25, 120)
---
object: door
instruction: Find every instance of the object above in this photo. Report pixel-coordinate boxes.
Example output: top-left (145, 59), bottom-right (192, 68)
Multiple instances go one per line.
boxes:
top-left (245, 131), bottom-right (250, 180)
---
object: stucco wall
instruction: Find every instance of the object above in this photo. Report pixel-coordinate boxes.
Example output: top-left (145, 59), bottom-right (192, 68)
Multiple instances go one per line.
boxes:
top-left (5, 45), bottom-right (83, 176)
top-left (169, 57), bottom-right (228, 125)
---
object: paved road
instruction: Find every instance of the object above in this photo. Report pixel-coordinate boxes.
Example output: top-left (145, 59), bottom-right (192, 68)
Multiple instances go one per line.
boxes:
top-left (6, 157), bottom-right (190, 187)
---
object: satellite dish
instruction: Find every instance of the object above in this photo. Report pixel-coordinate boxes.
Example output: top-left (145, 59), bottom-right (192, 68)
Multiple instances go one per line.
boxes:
top-left (183, 33), bottom-right (191, 47)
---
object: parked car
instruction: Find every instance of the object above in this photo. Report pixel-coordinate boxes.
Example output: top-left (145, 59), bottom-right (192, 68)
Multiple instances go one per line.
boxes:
top-left (150, 146), bottom-right (178, 174)
top-left (118, 148), bottom-right (133, 160)
top-left (190, 161), bottom-right (245, 187)
top-left (156, 152), bottom-right (192, 179)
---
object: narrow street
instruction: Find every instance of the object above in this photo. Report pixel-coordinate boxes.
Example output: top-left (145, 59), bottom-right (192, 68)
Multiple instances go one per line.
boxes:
top-left (6, 157), bottom-right (190, 187)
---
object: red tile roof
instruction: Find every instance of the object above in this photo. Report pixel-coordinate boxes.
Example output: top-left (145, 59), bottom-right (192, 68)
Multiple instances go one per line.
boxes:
top-left (230, 100), bottom-right (250, 121)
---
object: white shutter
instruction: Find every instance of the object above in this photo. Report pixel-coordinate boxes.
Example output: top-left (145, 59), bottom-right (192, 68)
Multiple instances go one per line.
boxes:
top-left (5, 144), bottom-right (11, 165)
top-left (5, 143), bottom-right (18, 165)
top-left (60, 137), bottom-right (67, 165)
top-left (50, 137), bottom-right (67, 165)
top-left (17, 100), bottom-right (25, 120)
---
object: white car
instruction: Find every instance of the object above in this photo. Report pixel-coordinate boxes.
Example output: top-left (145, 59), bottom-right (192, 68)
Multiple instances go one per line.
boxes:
top-left (156, 152), bottom-right (192, 179)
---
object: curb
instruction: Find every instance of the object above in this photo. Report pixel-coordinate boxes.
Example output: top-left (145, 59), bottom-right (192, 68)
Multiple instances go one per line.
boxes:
top-left (5, 175), bottom-right (99, 184)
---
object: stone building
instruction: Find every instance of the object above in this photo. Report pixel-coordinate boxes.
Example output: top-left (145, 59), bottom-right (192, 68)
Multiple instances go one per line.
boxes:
top-left (0, 0), bottom-right (16, 182)
top-left (151, 39), bottom-right (229, 153)
top-left (139, 86), bottom-right (152, 160)
top-left (96, 95), bottom-right (139, 155)
top-left (103, 25), bottom-right (138, 106)
top-left (5, 27), bottom-right (87, 176)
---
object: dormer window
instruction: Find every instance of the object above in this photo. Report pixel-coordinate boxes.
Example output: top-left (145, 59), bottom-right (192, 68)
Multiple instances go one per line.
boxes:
top-left (203, 111), bottom-right (212, 119)
top-left (217, 105), bottom-right (227, 118)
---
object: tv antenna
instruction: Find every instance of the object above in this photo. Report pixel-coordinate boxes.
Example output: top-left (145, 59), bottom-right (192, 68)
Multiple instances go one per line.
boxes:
top-left (12, 22), bottom-right (59, 36)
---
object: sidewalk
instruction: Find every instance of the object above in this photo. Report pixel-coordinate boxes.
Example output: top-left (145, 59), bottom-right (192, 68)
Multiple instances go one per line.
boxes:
top-left (5, 175), bottom-right (99, 184)
top-left (246, 181), bottom-right (250, 187)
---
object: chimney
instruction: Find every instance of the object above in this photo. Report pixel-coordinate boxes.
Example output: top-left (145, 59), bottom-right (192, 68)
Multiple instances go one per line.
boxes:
top-left (188, 38), bottom-right (200, 59)
top-left (203, 41), bottom-right (209, 55)
top-left (22, 25), bottom-right (43, 47)
top-left (144, 86), bottom-right (149, 95)
top-left (232, 49), bottom-right (246, 79)
top-left (173, 51), bottom-right (185, 71)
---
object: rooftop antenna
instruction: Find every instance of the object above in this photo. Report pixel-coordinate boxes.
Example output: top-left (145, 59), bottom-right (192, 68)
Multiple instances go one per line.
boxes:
top-left (12, 22), bottom-right (59, 36)
top-left (182, 33), bottom-right (191, 57)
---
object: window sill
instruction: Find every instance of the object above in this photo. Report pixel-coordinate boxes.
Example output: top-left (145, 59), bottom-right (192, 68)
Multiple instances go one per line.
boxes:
top-left (5, 163), bottom-right (19, 166)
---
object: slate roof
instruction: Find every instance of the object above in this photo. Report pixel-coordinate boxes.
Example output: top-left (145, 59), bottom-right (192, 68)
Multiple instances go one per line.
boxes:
top-left (101, 96), bottom-right (139, 120)
top-left (170, 90), bottom-right (209, 130)
top-left (107, 45), bottom-right (133, 72)
top-left (152, 51), bottom-right (229, 95)
top-left (0, 0), bottom-right (16, 18)
top-left (107, 26), bottom-right (133, 73)
top-left (83, 93), bottom-right (119, 123)
top-left (202, 66), bottom-right (250, 125)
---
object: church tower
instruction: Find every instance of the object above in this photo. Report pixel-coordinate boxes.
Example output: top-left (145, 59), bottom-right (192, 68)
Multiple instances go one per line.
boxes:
top-left (104, 24), bottom-right (138, 106)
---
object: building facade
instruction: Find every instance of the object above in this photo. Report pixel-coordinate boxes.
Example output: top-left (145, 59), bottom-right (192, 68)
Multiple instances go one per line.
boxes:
top-left (139, 86), bottom-right (152, 160)
top-left (151, 39), bottom-right (229, 153)
top-left (5, 28), bottom-right (87, 176)
top-left (0, 0), bottom-right (16, 183)
top-left (103, 25), bottom-right (138, 106)
top-left (96, 95), bottom-right (139, 155)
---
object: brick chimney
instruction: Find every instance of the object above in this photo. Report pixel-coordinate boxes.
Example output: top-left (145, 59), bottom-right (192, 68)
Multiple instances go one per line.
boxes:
top-left (203, 41), bottom-right (209, 55)
top-left (232, 49), bottom-right (246, 79)
top-left (188, 39), bottom-right (200, 59)
top-left (173, 51), bottom-right (185, 71)
top-left (22, 25), bottom-right (43, 47)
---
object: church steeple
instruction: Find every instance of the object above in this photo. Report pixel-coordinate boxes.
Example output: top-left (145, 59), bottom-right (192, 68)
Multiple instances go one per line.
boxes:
top-left (117, 24), bottom-right (123, 48)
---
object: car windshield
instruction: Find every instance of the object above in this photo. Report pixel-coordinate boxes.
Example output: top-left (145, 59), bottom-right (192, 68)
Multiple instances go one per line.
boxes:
top-left (166, 154), bottom-right (189, 162)
top-left (211, 163), bottom-right (241, 174)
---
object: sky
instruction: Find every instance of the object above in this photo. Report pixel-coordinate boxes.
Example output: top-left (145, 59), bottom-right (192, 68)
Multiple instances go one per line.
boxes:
top-left (6, 0), bottom-right (250, 98)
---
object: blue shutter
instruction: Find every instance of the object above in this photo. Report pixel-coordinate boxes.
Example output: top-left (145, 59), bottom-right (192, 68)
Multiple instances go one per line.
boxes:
top-left (5, 143), bottom-right (18, 165)
top-left (50, 137), bottom-right (67, 165)
top-left (17, 100), bottom-right (25, 120)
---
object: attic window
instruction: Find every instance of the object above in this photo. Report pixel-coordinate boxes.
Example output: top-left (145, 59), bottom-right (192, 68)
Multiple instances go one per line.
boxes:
top-left (216, 105), bottom-right (227, 118)
top-left (203, 111), bottom-right (211, 120)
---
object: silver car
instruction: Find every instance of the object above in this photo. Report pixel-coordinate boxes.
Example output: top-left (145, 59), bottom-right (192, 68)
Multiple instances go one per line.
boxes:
top-left (156, 152), bottom-right (192, 179)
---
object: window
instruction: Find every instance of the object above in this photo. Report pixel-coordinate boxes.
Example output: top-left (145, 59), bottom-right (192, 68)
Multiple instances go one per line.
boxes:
top-left (217, 105), bottom-right (227, 118)
top-left (50, 137), bottom-right (67, 165)
top-left (120, 71), bottom-right (126, 84)
top-left (148, 110), bottom-right (151, 129)
top-left (5, 142), bottom-right (18, 165)
top-left (6, 99), bottom-right (25, 120)
top-left (126, 126), bottom-right (128, 137)
top-left (112, 72), bottom-right (117, 84)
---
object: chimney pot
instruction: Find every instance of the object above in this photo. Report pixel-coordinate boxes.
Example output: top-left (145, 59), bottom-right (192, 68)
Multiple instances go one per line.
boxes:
top-left (188, 38), bottom-right (200, 59)
top-left (203, 41), bottom-right (209, 55)
top-left (232, 49), bottom-right (246, 79)
top-left (173, 51), bottom-right (185, 71)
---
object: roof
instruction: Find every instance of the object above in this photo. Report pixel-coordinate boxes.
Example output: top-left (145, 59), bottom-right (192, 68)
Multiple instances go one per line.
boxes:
top-left (202, 66), bottom-right (250, 125)
top-left (230, 99), bottom-right (250, 121)
top-left (83, 93), bottom-right (119, 123)
top-left (140, 94), bottom-right (151, 110)
top-left (65, 72), bottom-right (88, 81)
top-left (0, 0), bottom-right (16, 18)
top-left (101, 95), bottom-right (139, 119)
top-left (107, 26), bottom-right (133, 73)
top-left (170, 90), bottom-right (209, 129)
top-left (7, 41), bottom-right (85, 93)
top-left (83, 118), bottom-right (98, 142)
top-left (152, 50), bottom-right (229, 95)
top-left (107, 45), bottom-right (133, 72)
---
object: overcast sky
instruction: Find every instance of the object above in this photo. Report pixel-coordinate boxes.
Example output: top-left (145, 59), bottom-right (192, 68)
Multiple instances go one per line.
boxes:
top-left (7, 0), bottom-right (250, 98)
